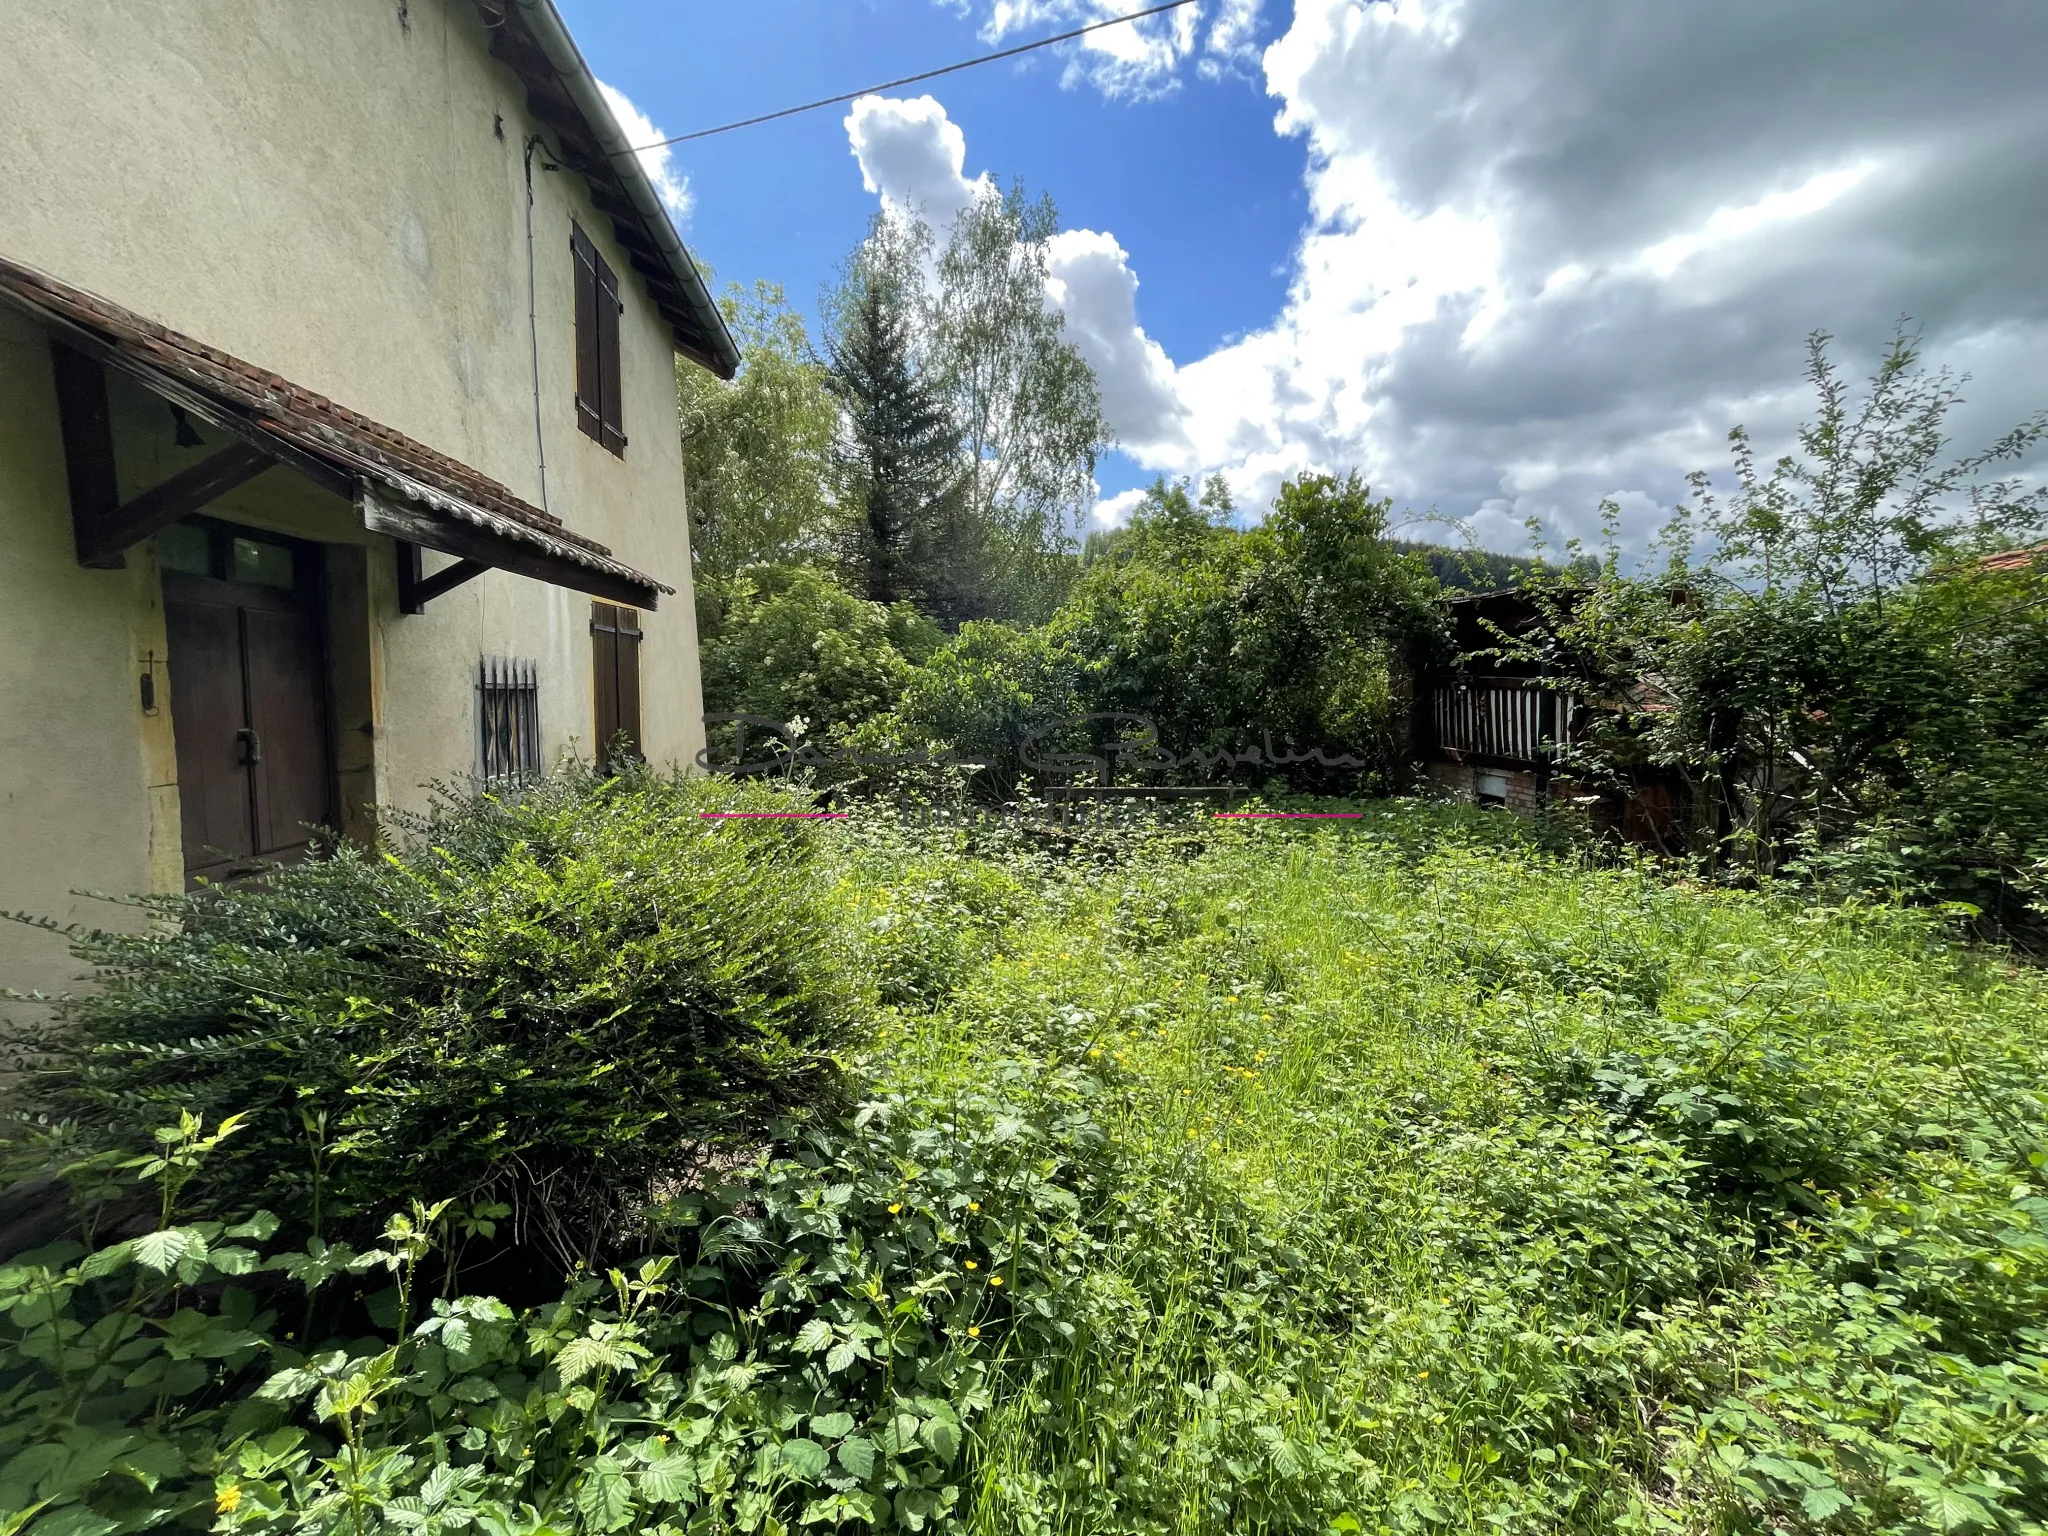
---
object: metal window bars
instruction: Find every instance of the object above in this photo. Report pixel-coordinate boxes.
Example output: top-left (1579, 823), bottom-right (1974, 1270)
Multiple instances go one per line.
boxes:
top-left (477, 656), bottom-right (541, 785)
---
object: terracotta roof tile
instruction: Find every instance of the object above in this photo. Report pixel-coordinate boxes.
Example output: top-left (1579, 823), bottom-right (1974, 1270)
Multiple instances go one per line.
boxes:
top-left (0, 254), bottom-right (667, 593)
top-left (1980, 543), bottom-right (2047, 573)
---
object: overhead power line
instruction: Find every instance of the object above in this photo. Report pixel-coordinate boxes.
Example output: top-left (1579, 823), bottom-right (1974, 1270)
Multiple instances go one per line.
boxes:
top-left (610, 0), bottom-right (1201, 154)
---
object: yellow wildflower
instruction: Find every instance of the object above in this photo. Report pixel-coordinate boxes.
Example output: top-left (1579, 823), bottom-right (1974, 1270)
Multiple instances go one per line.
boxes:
top-left (888, 1203), bottom-right (902, 1215)
top-left (216, 1485), bottom-right (243, 1515)
top-left (989, 1275), bottom-right (1004, 1288)
top-left (967, 1201), bottom-right (980, 1213)
top-left (965, 1259), bottom-right (978, 1270)
top-left (968, 1325), bottom-right (981, 1338)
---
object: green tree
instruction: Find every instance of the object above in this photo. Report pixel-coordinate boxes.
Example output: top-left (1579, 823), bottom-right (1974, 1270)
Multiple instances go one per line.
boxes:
top-left (927, 185), bottom-right (1112, 624)
top-left (1518, 326), bottom-right (2048, 920)
top-left (822, 215), bottom-right (961, 608)
top-left (677, 281), bottom-right (839, 579)
top-left (1055, 473), bottom-right (1443, 789)
top-left (698, 564), bottom-right (942, 744)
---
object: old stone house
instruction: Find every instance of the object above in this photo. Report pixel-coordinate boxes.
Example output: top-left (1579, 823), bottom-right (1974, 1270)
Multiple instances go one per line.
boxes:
top-left (0, 0), bottom-right (737, 993)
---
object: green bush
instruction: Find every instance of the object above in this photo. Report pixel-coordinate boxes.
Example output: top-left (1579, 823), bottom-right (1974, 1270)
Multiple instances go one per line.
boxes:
top-left (5, 768), bottom-right (857, 1259)
top-left (0, 1031), bottom-right (1136, 1535)
top-left (8, 793), bottom-right (2047, 1536)
top-left (698, 563), bottom-right (942, 748)
top-left (1055, 473), bottom-right (1444, 791)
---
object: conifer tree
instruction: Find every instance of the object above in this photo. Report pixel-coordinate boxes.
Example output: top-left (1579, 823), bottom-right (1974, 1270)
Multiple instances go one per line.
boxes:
top-left (822, 216), bottom-right (960, 607)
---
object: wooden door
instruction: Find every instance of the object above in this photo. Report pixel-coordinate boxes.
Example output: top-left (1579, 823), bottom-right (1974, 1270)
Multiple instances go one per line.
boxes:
top-left (162, 523), bottom-right (333, 884)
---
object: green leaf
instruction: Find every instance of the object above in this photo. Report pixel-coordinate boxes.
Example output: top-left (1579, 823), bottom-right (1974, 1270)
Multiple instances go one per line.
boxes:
top-left (825, 1339), bottom-right (859, 1375)
top-left (836, 1435), bottom-right (876, 1480)
top-left (573, 1455), bottom-right (634, 1533)
top-left (639, 1452), bottom-right (695, 1505)
top-left (778, 1438), bottom-right (831, 1481)
top-left (923, 1416), bottom-right (961, 1464)
top-left (1914, 1484), bottom-right (1995, 1532)
top-left (1801, 1485), bottom-right (1852, 1521)
top-left (810, 1412), bottom-right (856, 1440)
top-left (794, 1318), bottom-right (834, 1354)
top-left (76, 1241), bottom-right (135, 1280)
top-left (131, 1229), bottom-right (202, 1274)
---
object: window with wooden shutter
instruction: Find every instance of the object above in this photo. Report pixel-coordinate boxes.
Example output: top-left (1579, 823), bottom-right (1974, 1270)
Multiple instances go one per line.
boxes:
top-left (571, 221), bottom-right (627, 457)
top-left (590, 602), bottom-right (642, 765)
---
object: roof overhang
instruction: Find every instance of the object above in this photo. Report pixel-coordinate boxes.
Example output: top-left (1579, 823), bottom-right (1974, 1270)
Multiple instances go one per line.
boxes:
top-left (482, 0), bottom-right (741, 380)
top-left (0, 255), bottom-right (670, 609)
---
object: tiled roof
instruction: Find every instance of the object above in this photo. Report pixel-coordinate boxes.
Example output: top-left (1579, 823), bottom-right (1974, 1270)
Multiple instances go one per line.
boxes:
top-left (1980, 542), bottom-right (2047, 574)
top-left (0, 254), bottom-right (670, 599)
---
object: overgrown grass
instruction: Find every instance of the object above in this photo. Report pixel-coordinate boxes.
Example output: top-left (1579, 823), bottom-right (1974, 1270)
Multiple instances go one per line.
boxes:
top-left (829, 800), bottom-right (2048, 1533)
top-left (4, 790), bottom-right (2043, 1534)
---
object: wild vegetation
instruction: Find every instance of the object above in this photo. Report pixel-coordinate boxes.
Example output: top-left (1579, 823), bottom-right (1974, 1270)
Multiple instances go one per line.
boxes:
top-left (8, 172), bottom-right (2046, 1536)
top-left (1509, 329), bottom-right (2048, 932)
top-left (5, 777), bottom-right (2045, 1535)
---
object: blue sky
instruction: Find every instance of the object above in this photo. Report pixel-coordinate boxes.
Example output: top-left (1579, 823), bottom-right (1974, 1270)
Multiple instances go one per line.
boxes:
top-left (561, 1), bottom-right (2048, 554)
top-left (560, 0), bottom-right (1304, 506)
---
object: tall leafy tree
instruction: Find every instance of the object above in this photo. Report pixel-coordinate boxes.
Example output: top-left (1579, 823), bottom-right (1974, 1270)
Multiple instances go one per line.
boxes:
top-left (677, 281), bottom-right (839, 581)
top-left (821, 215), bottom-right (960, 608)
top-left (930, 185), bottom-right (1112, 622)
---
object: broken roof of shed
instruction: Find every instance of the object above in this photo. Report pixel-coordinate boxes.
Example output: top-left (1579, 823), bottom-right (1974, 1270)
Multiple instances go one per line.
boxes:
top-left (0, 254), bottom-right (672, 608)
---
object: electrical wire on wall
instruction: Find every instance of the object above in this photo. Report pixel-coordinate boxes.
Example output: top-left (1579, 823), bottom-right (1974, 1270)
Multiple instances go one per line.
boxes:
top-left (523, 133), bottom-right (556, 518)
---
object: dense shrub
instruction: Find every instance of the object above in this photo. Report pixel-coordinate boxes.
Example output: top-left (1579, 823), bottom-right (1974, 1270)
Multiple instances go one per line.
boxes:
top-left (1054, 473), bottom-right (1444, 791)
top-left (4, 768), bottom-right (857, 1260)
top-left (1511, 328), bottom-right (2048, 930)
top-left (698, 563), bottom-right (942, 750)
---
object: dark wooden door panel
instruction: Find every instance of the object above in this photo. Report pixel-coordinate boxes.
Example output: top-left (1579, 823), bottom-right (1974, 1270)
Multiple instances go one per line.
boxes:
top-left (165, 594), bottom-right (254, 877)
top-left (244, 606), bottom-right (331, 860)
top-left (163, 527), bottom-right (332, 885)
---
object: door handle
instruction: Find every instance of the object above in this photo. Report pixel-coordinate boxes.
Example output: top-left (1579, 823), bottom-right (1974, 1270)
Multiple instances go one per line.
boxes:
top-left (237, 727), bottom-right (263, 766)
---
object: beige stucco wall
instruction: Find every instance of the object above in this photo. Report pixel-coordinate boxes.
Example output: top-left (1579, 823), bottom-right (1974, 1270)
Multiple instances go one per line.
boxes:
top-left (0, 0), bottom-right (709, 997)
top-left (0, 312), bottom-right (179, 997)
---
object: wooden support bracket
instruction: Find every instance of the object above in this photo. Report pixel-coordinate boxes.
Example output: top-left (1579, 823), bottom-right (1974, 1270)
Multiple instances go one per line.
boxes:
top-left (49, 340), bottom-right (277, 568)
top-left (85, 444), bottom-right (273, 567)
top-left (395, 542), bottom-right (488, 614)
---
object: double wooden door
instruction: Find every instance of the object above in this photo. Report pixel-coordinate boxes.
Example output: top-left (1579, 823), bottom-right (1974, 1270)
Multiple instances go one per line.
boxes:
top-left (163, 525), bottom-right (333, 884)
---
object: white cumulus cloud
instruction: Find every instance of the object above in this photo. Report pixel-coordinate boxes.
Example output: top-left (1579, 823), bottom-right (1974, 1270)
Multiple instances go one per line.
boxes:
top-left (1044, 230), bottom-right (1188, 457)
top-left (845, 94), bottom-right (988, 230)
top-left (846, 96), bottom-right (1186, 462)
top-left (964, 0), bottom-right (1253, 99)
top-left (866, 0), bottom-right (2048, 546)
top-left (596, 79), bottom-right (692, 226)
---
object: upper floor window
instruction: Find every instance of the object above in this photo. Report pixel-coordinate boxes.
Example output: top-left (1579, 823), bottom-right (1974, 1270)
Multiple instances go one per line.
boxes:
top-left (571, 221), bottom-right (626, 456)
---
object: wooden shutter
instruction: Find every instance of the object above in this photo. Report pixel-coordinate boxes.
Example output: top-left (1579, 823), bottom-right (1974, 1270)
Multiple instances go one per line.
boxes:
top-left (615, 606), bottom-right (641, 756)
top-left (590, 602), bottom-right (643, 765)
top-left (571, 223), bottom-right (602, 444)
top-left (595, 253), bottom-right (626, 455)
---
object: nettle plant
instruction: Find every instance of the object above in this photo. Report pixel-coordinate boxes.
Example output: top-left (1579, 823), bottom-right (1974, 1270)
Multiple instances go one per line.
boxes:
top-left (2, 1023), bottom-right (1132, 1536)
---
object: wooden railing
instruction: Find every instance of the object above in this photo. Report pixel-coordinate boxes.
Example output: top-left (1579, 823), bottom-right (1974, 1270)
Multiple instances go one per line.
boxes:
top-left (1430, 677), bottom-right (1574, 765)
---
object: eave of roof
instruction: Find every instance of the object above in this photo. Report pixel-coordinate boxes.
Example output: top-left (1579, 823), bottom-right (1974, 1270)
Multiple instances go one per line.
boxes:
top-left (0, 254), bottom-right (672, 607)
top-left (482, 0), bottom-right (740, 380)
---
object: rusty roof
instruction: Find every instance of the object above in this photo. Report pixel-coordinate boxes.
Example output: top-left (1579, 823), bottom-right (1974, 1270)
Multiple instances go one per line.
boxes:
top-left (0, 254), bottom-right (671, 600)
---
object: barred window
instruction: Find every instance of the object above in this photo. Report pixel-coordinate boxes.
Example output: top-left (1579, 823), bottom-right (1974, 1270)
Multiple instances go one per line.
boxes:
top-left (478, 657), bottom-right (541, 785)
